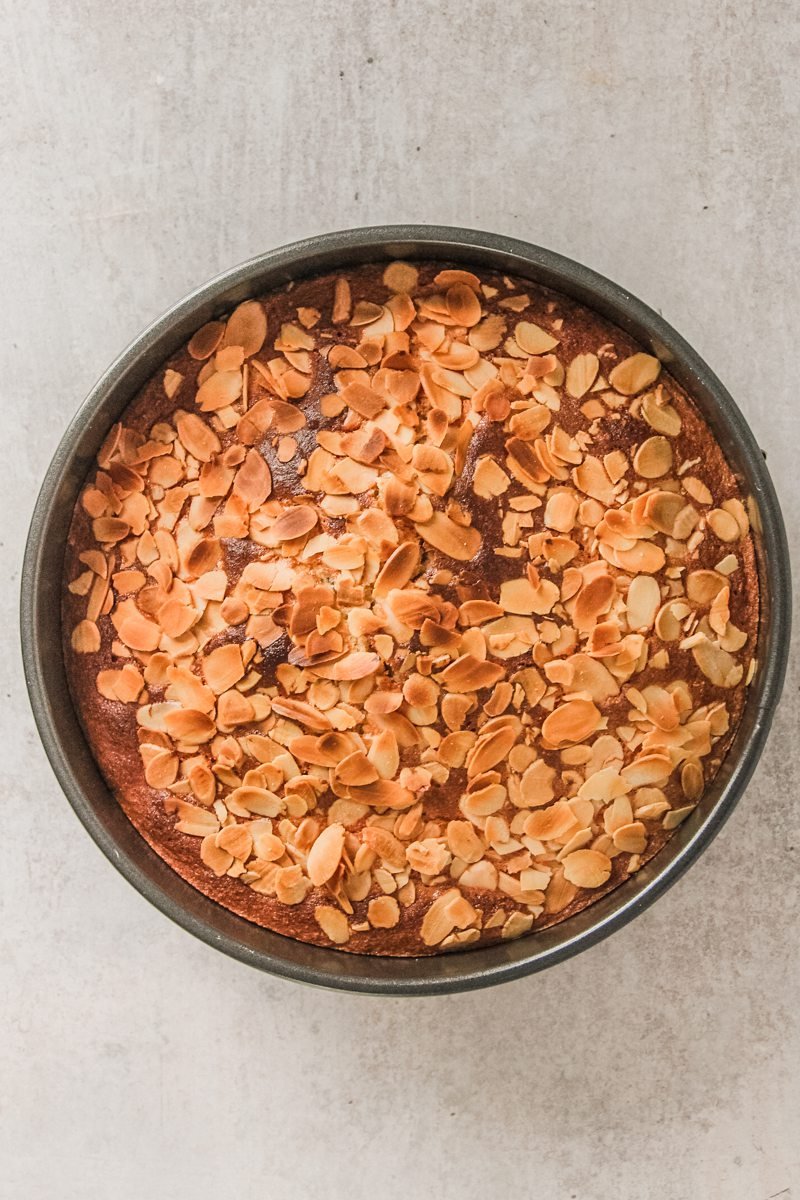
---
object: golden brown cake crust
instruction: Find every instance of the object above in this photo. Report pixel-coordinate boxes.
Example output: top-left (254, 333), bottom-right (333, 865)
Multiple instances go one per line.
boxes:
top-left (62, 261), bottom-right (759, 955)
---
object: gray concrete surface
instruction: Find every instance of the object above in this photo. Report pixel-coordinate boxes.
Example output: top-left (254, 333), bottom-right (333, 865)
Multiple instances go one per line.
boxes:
top-left (2, 2), bottom-right (799, 1197)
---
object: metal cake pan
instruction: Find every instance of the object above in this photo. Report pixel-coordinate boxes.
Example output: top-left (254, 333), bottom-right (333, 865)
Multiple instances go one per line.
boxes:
top-left (21, 225), bottom-right (792, 995)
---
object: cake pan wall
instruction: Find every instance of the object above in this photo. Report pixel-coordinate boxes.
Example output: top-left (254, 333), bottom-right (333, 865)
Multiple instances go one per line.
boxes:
top-left (21, 225), bottom-right (791, 995)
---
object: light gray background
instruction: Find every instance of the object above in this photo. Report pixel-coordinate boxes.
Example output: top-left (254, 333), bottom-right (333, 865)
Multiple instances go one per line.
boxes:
top-left (3, 2), bottom-right (798, 1198)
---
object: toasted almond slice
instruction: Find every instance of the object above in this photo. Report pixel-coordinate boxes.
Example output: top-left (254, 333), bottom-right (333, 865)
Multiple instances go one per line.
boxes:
top-left (91, 517), bottom-right (130, 545)
top-left (223, 300), bottom-right (267, 356)
top-left (306, 823), bottom-right (346, 886)
top-left (691, 637), bottom-right (744, 688)
top-left (420, 888), bottom-right (476, 946)
top-left (383, 261), bottom-right (419, 293)
top-left (446, 283), bottom-right (481, 326)
top-left (641, 391), bottom-right (682, 436)
top-left (562, 848), bottom-right (612, 888)
top-left (309, 652), bottom-right (381, 681)
top-left (515, 321), bottom-right (558, 354)
top-left (542, 699), bottom-right (601, 748)
top-left (200, 834), bottom-right (234, 876)
top-left (111, 603), bottom-right (160, 652)
top-left (373, 542), bottom-right (420, 598)
top-left (350, 300), bottom-right (384, 327)
top-left (524, 800), bottom-right (576, 840)
top-left (544, 868), bottom-right (578, 914)
top-left (723, 496), bottom-right (750, 536)
top-left (609, 352), bottom-right (661, 395)
top-left (620, 753), bottom-right (672, 787)
top-left (460, 783), bottom-right (506, 820)
top-left (626, 575), bottom-right (660, 631)
top-left (438, 654), bottom-right (505, 693)
top-left (362, 826), bottom-right (407, 869)
top-left (687, 569), bottom-right (727, 604)
top-left (573, 574), bottom-right (616, 629)
top-left (163, 709), bottom-right (216, 745)
top-left (157, 598), bottom-right (198, 639)
top-left (612, 541), bottom-right (666, 574)
top-left (233, 449), bottom-right (272, 511)
top-left (175, 410), bottom-right (221, 462)
top-left (633, 436), bottom-right (673, 479)
top-left (275, 865), bottom-right (312, 905)
top-left (163, 369), bottom-right (183, 399)
top-left (466, 725), bottom-right (518, 777)
top-left (446, 820), bottom-right (485, 863)
top-left (663, 805), bottom-right (696, 831)
top-left (414, 511), bottom-right (482, 562)
top-left (565, 352), bottom-right (599, 398)
top-left (314, 904), bottom-right (350, 944)
top-left (508, 403), bottom-right (551, 441)
top-left (349, 779), bottom-right (416, 810)
top-left (612, 821), bottom-right (647, 854)
top-left (196, 369), bottom-right (242, 413)
top-left (228, 786), bottom-right (281, 817)
top-left (203, 644), bottom-right (245, 694)
top-left (681, 760), bottom-right (705, 801)
top-left (335, 750), bottom-right (379, 788)
top-left (708, 508), bottom-right (741, 542)
top-left (143, 749), bottom-right (178, 788)
top-left (573, 455), bottom-right (616, 505)
top-left (71, 619), bottom-right (101, 653)
top-left (434, 269), bottom-right (481, 290)
top-left (515, 759), bottom-right (554, 807)
top-left (265, 505), bottom-right (319, 544)
top-left (544, 489), bottom-right (579, 533)
top-left (500, 576), bottom-right (559, 616)
top-left (216, 823), bottom-right (253, 861)
top-left (367, 895), bottom-right (401, 928)
top-left (468, 313), bottom-right (506, 352)
top-left (331, 276), bottom-right (352, 324)
top-left (642, 490), bottom-right (685, 535)
top-left (188, 321), bottom-right (225, 361)
top-left (175, 802), bottom-right (219, 837)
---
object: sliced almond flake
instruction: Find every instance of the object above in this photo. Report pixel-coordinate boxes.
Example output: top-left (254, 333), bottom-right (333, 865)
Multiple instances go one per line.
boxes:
top-left (468, 313), bottom-right (506, 352)
top-left (163, 369), bottom-right (183, 399)
top-left (663, 804), bottom-right (696, 830)
top-left (223, 300), bottom-right (267, 357)
top-left (541, 699), bottom-right (601, 748)
top-left (332, 277), bottom-right (352, 324)
top-left (434, 269), bottom-right (481, 290)
top-left (414, 511), bottom-right (481, 562)
top-left (367, 895), bottom-right (401, 928)
top-left (314, 904), bottom-right (350, 944)
top-left (71, 619), bottom-right (101, 653)
top-left (562, 848), bottom-right (612, 888)
top-left (708, 508), bottom-right (741, 542)
top-left (565, 352), bottom-right (600, 398)
top-left (306, 823), bottom-right (345, 886)
top-left (264, 505), bottom-right (319, 544)
top-left (175, 410), bottom-right (221, 462)
top-left (608, 352), bottom-right (661, 395)
top-left (641, 391), bottom-right (682, 436)
top-left (633, 436), bottom-right (673, 479)
top-left (445, 283), bottom-right (482, 327)
top-left (514, 321), bottom-right (559, 355)
top-left (383, 261), bottom-right (419, 294)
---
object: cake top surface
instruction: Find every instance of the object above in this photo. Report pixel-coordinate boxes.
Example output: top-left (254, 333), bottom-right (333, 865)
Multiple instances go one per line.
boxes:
top-left (62, 260), bottom-right (758, 955)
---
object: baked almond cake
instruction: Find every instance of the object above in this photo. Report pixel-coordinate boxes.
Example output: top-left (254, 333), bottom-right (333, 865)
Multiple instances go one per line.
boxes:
top-left (62, 261), bottom-right (759, 955)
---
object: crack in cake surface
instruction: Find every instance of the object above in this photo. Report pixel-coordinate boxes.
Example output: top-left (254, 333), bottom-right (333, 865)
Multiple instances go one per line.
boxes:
top-left (62, 260), bottom-right (759, 955)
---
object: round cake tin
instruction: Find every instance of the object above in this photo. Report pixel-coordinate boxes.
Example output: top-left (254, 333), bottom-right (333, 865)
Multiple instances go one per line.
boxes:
top-left (21, 225), bottom-right (791, 995)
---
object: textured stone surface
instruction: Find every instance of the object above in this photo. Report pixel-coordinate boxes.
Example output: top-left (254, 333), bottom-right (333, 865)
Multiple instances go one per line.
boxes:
top-left (3, 1), bottom-right (798, 1197)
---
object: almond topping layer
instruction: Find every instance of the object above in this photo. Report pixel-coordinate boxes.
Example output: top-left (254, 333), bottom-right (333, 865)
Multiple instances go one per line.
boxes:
top-left (63, 263), bottom-right (759, 956)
